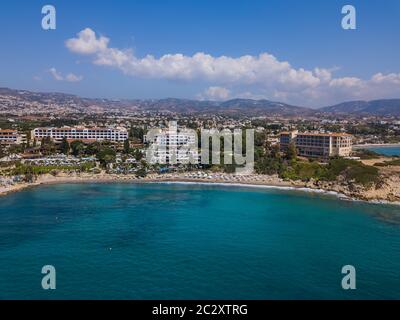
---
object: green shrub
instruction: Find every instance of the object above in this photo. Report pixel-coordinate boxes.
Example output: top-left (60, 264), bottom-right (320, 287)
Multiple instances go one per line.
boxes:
top-left (279, 157), bottom-right (380, 187)
top-left (280, 161), bottom-right (327, 181)
top-left (344, 164), bottom-right (380, 186)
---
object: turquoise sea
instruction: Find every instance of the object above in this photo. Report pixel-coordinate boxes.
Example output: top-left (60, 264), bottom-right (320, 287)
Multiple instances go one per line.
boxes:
top-left (0, 182), bottom-right (400, 300)
top-left (366, 146), bottom-right (400, 156)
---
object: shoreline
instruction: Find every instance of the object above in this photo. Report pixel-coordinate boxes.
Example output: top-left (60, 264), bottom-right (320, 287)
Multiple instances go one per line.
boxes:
top-left (151, 181), bottom-right (400, 206)
top-left (353, 143), bottom-right (400, 148)
top-left (1, 173), bottom-right (399, 206)
top-left (0, 173), bottom-right (293, 196)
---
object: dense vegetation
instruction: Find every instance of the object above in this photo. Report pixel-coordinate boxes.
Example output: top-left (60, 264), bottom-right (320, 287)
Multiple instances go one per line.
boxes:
top-left (254, 133), bottom-right (381, 187)
top-left (8, 162), bottom-right (96, 182)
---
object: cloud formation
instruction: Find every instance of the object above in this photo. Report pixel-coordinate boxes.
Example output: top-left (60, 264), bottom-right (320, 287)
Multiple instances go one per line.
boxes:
top-left (49, 68), bottom-right (83, 82)
top-left (199, 86), bottom-right (231, 100)
top-left (66, 28), bottom-right (400, 106)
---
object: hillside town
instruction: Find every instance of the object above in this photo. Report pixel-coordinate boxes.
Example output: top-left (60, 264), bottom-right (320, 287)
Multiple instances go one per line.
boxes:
top-left (1, 100), bottom-right (400, 203)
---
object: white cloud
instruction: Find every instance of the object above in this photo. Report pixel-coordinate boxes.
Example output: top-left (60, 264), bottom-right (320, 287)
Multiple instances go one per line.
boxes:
top-left (49, 68), bottom-right (83, 82)
top-left (200, 86), bottom-right (231, 100)
top-left (65, 28), bottom-right (109, 55)
top-left (65, 73), bottom-right (83, 82)
top-left (49, 68), bottom-right (64, 81)
top-left (371, 73), bottom-right (400, 85)
top-left (65, 28), bottom-right (400, 106)
top-left (329, 77), bottom-right (363, 88)
top-left (314, 68), bottom-right (332, 83)
top-left (65, 28), bottom-right (321, 88)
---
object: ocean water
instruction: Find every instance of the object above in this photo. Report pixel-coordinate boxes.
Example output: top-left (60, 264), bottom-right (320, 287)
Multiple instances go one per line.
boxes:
top-left (0, 182), bottom-right (400, 300)
top-left (366, 146), bottom-right (400, 156)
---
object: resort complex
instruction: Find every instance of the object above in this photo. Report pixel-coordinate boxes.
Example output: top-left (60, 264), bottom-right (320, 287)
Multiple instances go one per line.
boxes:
top-left (0, 129), bottom-right (26, 145)
top-left (31, 126), bottom-right (129, 143)
top-left (0, 89), bottom-right (399, 206)
top-left (280, 130), bottom-right (353, 159)
top-left (144, 121), bottom-right (200, 165)
top-left (2, 0), bottom-right (400, 303)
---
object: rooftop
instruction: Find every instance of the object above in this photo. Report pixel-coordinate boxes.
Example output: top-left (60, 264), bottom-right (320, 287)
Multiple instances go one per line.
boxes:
top-left (280, 131), bottom-right (352, 137)
top-left (0, 129), bottom-right (17, 133)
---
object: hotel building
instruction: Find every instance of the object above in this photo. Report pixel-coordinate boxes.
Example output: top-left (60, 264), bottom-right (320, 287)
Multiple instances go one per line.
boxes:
top-left (280, 130), bottom-right (353, 159)
top-left (144, 121), bottom-right (199, 165)
top-left (31, 126), bottom-right (128, 143)
top-left (0, 129), bottom-right (26, 145)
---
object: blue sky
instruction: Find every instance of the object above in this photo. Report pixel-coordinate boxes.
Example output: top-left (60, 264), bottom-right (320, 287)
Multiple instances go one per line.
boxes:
top-left (0, 0), bottom-right (399, 107)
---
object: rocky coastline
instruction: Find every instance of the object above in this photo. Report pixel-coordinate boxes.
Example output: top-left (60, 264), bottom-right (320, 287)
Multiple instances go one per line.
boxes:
top-left (1, 171), bottom-right (399, 205)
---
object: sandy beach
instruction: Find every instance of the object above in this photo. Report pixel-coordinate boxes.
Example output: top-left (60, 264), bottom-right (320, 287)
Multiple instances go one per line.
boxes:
top-left (0, 172), bottom-right (294, 196)
top-left (0, 171), bottom-right (317, 198)
top-left (1, 170), bottom-right (399, 204)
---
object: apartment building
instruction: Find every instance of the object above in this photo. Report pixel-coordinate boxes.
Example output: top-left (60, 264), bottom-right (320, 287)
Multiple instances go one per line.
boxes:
top-left (31, 126), bottom-right (128, 143)
top-left (0, 129), bottom-right (26, 145)
top-left (280, 130), bottom-right (353, 158)
top-left (144, 121), bottom-right (199, 165)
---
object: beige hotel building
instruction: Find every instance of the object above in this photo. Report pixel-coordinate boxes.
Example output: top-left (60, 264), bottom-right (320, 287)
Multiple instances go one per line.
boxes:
top-left (0, 129), bottom-right (27, 146)
top-left (280, 130), bottom-right (353, 159)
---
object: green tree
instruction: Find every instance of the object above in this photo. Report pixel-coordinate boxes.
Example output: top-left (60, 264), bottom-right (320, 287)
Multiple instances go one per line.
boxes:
top-left (60, 137), bottom-right (70, 155)
top-left (135, 167), bottom-right (147, 177)
top-left (255, 156), bottom-right (283, 175)
top-left (270, 144), bottom-right (281, 159)
top-left (0, 144), bottom-right (5, 158)
top-left (123, 139), bottom-right (130, 154)
top-left (286, 142), bottom-right (297, 161)
top-left (254, 142), bottom-right (284, 175)
top-left (70, 141), bottom-right (85, 157)
top-left (40, 137), bottom-right (56, 155)
top-left (8, 144), bottom-right (24, 154)
top-left (254, 131), bottom-right (267, 148)
top-left (97, 146), bottom-right (116, 167)
top-left (23, 166), bottom-right (35, 183)
top-left (129, 127), bottom-right (144, 142)
top-left (132, 148), bottom-right (144, 161)
top-left (85, 142), bottom-right (101, 156)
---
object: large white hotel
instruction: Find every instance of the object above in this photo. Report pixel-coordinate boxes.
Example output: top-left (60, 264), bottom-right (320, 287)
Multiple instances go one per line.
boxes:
top-left (280, 130), bottom-right (353, 159)
top-left (31, 126), bottom-right (129, 143)
top-left (144, 121), bottom-right (199, 165)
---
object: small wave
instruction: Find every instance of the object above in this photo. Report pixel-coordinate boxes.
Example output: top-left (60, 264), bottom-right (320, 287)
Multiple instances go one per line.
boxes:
top-left (148, 181), bottom-right (348, 199)
top-left (148, 181), bottom-right (400, 207)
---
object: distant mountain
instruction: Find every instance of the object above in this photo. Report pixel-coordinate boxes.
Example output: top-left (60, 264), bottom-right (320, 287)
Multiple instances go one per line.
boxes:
top-left (217, 99), bottom-right (314, 116)
top-left (0, 87), bottom-right (315, 117)
top-left (119, 97), bottom-right (314, 116)
top-left (2, 87), bottom-right (399, 117)
top-left (320, 99), bottom-right (400, 116)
